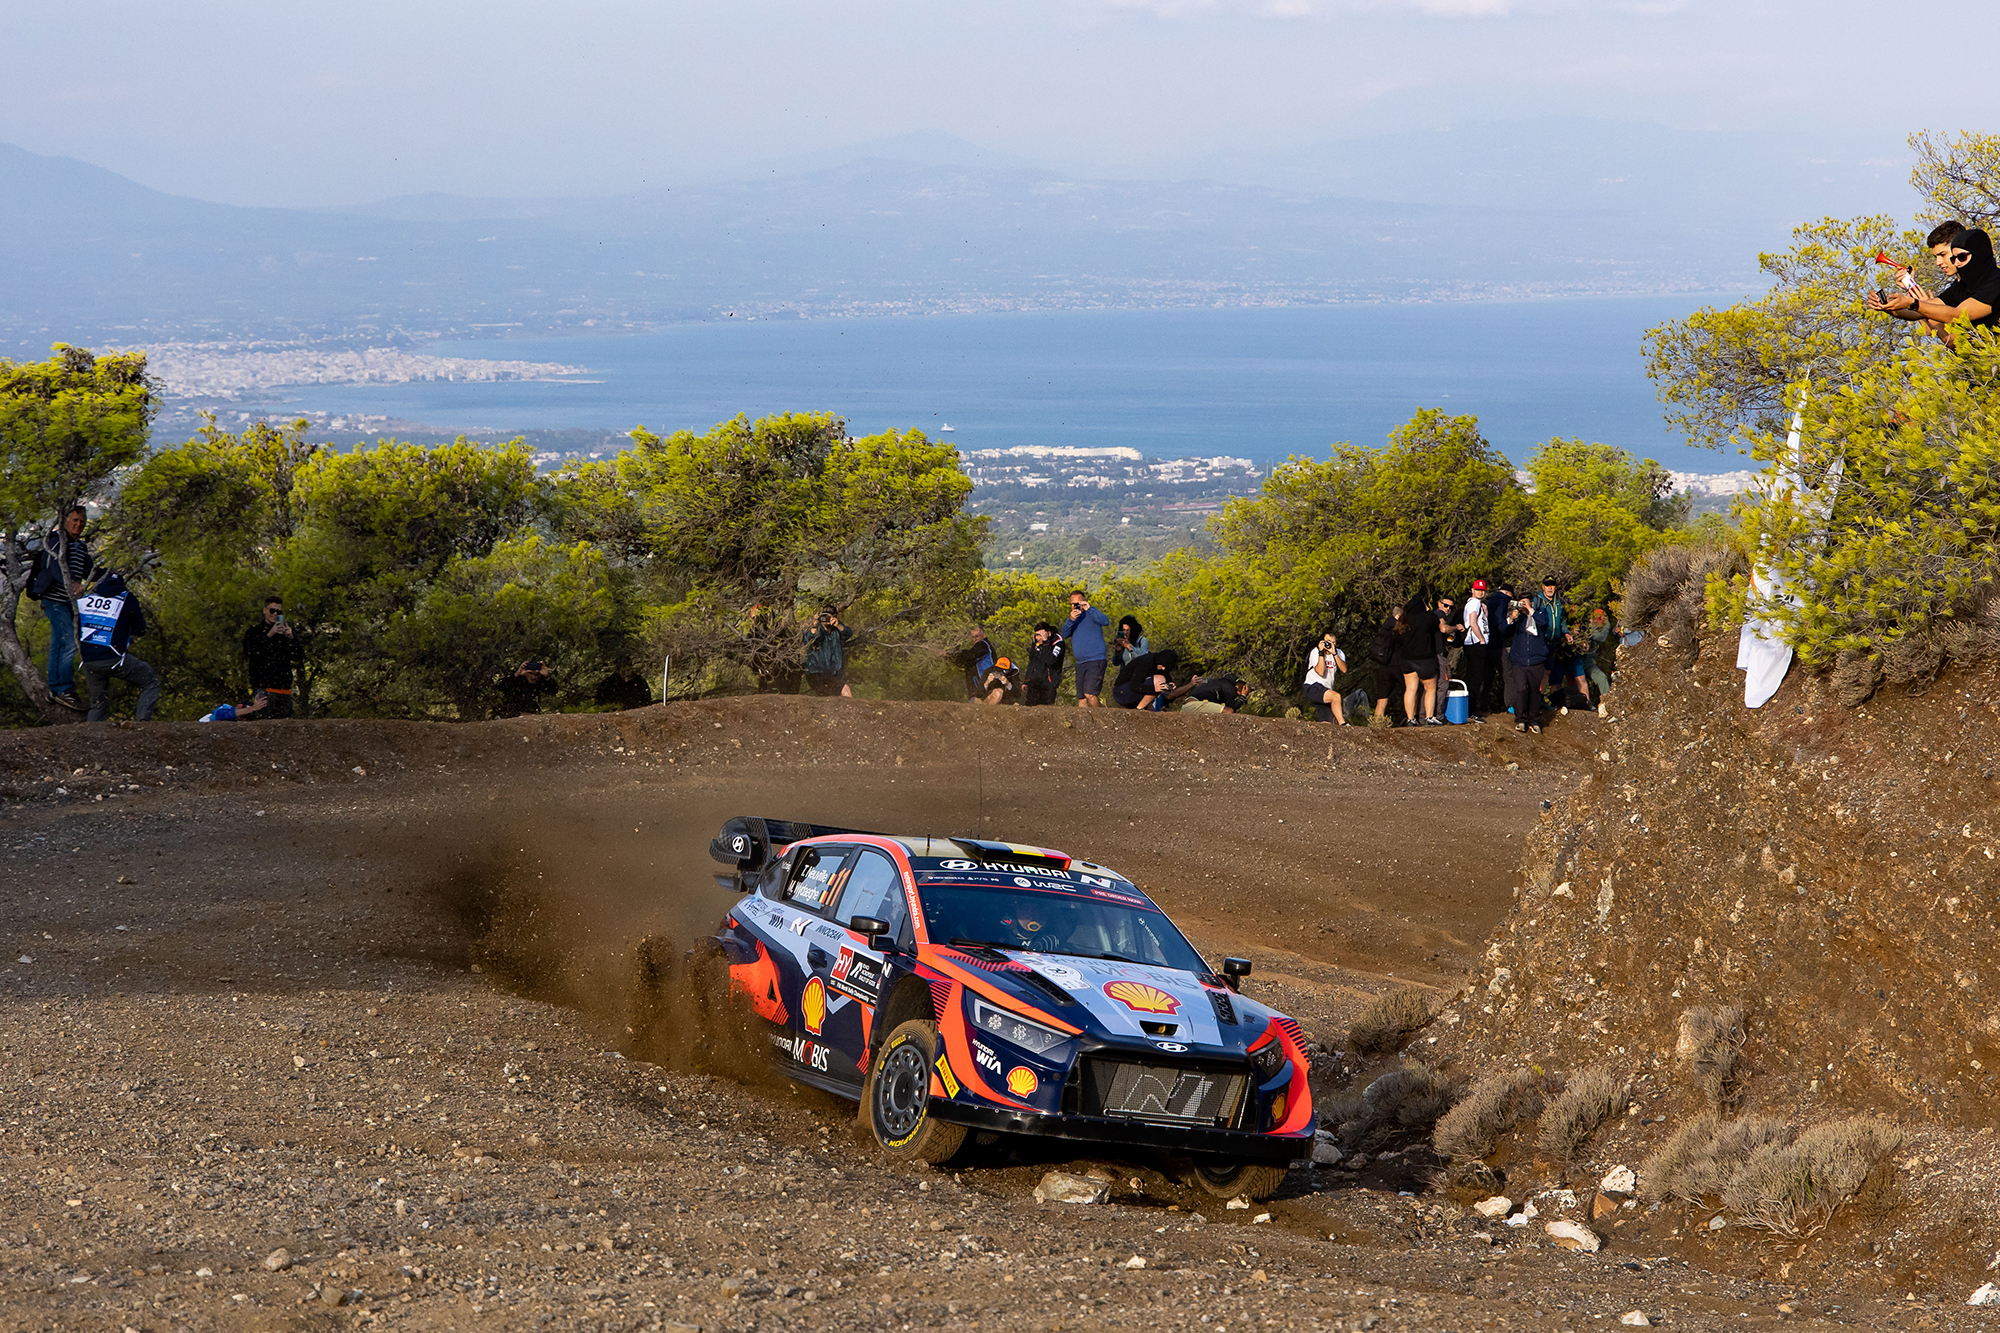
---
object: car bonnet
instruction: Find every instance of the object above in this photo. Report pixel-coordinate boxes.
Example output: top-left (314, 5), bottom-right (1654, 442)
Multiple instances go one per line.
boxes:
top-left (992, 951), bottom-right (1249, 1050)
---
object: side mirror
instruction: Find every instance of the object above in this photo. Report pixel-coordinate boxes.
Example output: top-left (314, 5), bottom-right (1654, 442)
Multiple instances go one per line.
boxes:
top-left (709, 817), bottom-right (770, 871)
top-left (1221, 957), bottom-right (1252, 992)
top-left (848, 916), bottom-right (889, 937)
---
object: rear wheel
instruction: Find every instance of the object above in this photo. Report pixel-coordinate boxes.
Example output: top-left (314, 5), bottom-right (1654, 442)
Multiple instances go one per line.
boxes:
top-left (1188, 1160), bottom-right (1288, 1202)
top-left (863, 1019), bottom-right (968, 1165)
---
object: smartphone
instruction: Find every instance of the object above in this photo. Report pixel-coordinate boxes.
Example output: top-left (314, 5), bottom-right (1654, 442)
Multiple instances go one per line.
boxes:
top-left (274, 613), bottom-right (285, 624)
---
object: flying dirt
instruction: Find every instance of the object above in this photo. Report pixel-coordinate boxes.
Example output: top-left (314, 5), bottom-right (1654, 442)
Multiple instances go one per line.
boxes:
top-left (0, 689), bottom-right (1987, 1329)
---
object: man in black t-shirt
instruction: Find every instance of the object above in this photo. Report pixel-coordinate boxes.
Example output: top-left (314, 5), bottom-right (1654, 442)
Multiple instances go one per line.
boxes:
top-left (1869, 221), bottom-right (2000, 344)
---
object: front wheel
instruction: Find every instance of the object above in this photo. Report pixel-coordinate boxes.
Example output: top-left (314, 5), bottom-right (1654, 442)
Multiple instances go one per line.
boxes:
top-left (1187, 1159), bottom-right (1288, 1202)
top-left (863, 1019), bottom-right (968, 1165)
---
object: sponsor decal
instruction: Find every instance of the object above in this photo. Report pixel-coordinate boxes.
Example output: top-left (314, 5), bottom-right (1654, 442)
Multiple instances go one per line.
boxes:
top-left (801, 976), bottom-right (828, 1035)
top-left (829, 947), bottom-right (884, 1005)
top-left (1087, 889), bottom-right (1149, 907)
top-left (777, 1034), bottom-right (831, 1073)
top-left (973, 1042), bottom-right (1002, 1073)
top-left (1153, 1041), bottom-right (1189, 1052)
top-left (985, 862), bottom-right (1069, 879)
top-left (934, 1053), bottom-right (961, 1098)
top-left (813, 923), bottom-right (845, 941)
top-left (729, 833), bottom-right (750, 855)
top-left (1030, 960), bottom-right (1089, 992)
top-left (1005, 1066), bottom-right (1039, 1097)
top-left (1012, 876), bottom-right (1034, 888)
top-left (1078, 873), bottom-right (1113, 888)
top-left (1104, 980), bottom-right (1181, 1015)
top-left (789, 917), bottom-right (809, 936)
top-left (940, 859), bottom-right (978, 870)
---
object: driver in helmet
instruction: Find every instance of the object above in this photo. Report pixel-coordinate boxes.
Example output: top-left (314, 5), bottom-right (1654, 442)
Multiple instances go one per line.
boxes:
top-left (1001, 898), bottom-right (1078, 953)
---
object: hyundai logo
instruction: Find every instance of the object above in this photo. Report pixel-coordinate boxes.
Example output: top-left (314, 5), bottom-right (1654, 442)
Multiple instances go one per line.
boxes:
top-left (730, 835), bottom-right (749, 854)
top-left (1152, 1041), bottom-right (1189, 1052)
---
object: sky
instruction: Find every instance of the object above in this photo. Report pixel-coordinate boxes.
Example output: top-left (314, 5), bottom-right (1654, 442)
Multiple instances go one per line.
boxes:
top-left (5, 0), bottom-right (1999, 208)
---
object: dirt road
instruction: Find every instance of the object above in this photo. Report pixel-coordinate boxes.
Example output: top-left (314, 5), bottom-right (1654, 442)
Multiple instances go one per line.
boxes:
top-left (0, 699), bottom-right (1952, 1330)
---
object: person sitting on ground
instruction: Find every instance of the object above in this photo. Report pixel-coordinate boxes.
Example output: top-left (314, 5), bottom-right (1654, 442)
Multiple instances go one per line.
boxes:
top-left (1111, 648), bottom-right (1181, 710)
top-left (802, 609), bottom-right (856, 698)
top-left (1138, 651), bottom-right (1182, 710)
top-left (1302, 631), bottom-right (1347, 724)
top-left (75, 572), bottom-right (160, 723)
top-left (1868, 220), bottom-right (2000, 343)
top-left (1397, 599), bottom-right (1445, 727)
top-left (1111, 615), bottom-right (1149, 670)
top-left (951, 624), bottom-right (997, 701)
top-left (30, 505), bottom-right (101, 711)
top-left (1062, 590), bottom-right (1112, 707)
top-left (1023, 622), bottom-right (1065, 706)
top-left (494, 659), bottom-right (558, 718)
top-left (199, 690), bottom-right (272, 723)
top-left (241, 595), bottom-right (302, 719)
top-left (594, 659), bottom-right (654, 710)
top-left (978, 656), bottom-right (1021, 704)
top-left (1177, 672), bottom-right (1249, 714)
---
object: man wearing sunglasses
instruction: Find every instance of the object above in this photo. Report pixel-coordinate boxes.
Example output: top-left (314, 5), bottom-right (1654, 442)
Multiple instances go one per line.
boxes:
top-left (1868, 220), bottom-right (2000, 345)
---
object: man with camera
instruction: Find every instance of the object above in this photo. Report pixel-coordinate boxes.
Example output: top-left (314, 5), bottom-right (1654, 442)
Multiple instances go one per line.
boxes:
top-left (1867, 221), bottom-right (2000, 344)
top-left (1063, 590), bottom-right (1112, 707)
top-left (494, 659), bottom-right (558, 717)
top-left (1503, 593), bottom-right (1552, 734)
top-left (242, 596), bottom-right (301, 719)
top-left (1023, 622), bottom-right (1066, 706)
top-left (803, 609), bottom-right (856, 698)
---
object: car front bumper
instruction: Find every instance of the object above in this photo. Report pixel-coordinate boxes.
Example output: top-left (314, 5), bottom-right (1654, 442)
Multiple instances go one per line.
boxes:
top-left (931, 1101), bottom-right (1305, 1164)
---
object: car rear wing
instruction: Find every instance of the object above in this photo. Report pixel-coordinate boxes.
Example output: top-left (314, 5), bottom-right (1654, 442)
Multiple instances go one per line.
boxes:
top-left (707, 816), bottom-right (890, 880)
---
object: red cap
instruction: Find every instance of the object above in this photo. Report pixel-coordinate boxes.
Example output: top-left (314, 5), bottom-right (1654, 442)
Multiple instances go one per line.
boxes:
top-left (1472, 579), bottom-right (1488, 592)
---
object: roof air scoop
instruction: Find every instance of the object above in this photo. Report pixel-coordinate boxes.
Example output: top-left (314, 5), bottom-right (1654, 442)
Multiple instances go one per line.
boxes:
top-left (947, 836), bottom-right (1072, 869)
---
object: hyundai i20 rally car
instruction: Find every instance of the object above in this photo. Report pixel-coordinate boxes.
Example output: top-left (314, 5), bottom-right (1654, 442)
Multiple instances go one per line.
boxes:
top-left (701, 817), bottom-right (1313, 1199)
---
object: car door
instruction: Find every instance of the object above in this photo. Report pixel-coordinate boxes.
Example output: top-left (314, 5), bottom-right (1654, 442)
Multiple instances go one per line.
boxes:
top-left (758, 842), bottom-right (857, 1089)
top-left (813, 847), bottom-right (912, 1079)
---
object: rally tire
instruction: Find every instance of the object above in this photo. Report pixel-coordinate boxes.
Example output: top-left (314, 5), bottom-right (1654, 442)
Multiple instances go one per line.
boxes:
top-left (1188, 1160), bottom-right (1288, 1202)
top-left (863, 1019), bottom-right (969, 1165)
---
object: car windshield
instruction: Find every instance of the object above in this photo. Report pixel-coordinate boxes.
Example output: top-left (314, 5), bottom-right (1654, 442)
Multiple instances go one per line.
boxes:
top-left (919, 884), bottom-right (1207, 973)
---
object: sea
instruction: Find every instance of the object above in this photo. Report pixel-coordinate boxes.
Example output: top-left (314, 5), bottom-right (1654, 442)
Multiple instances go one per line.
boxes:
top-left (286, 298), bottom-right (1745, 474)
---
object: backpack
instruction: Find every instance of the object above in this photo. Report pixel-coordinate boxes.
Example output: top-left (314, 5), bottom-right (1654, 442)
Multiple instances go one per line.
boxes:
top-left (23, 545), bottom-right (50, 601)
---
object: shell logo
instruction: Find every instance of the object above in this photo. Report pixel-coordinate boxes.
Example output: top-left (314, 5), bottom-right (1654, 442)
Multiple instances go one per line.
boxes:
top-left (1103, 980), bottom-right (1180, 1015)
top-left (801, 976), bottom-right (828, 1035)
top-left (1005, 1066), bottom-right (1039, 1097)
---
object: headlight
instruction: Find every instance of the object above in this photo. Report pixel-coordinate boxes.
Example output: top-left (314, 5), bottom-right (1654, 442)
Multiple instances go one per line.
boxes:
top-left (1247, 1029), bottom-right (1286, 1080)
top-left (969, 996), bottom-right (1072, 1056)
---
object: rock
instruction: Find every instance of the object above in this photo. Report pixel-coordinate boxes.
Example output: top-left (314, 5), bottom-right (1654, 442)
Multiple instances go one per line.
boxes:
top-left (1123, 1256), bottom-right (1146, 1269)
top-left (1970, 1283), bottom-right (2000, 1306)
top-left (319, 1285), bottom-right (347, 1307)
top-left (1503, 1213), bottom-right (1529, 1228)
top-left (1707, 1214), bottom-right (1727, 1230)
top-left (1470, 1231), bottom-right (1494, 1246)
top-left (1032, 1172), bottom-right (1109, 1205)
top-left (1344, 1153), bottom-right (1369, 1169)
top-left (1311, 1138), bottom-right (1345, 1166)
top-left (1446, 1160), bottom-right (1502, 1193)
top-left (1545, 1220), bottom-right (1601, 1253)
top-left (1521, 1200), bottom-right (1539, 1219)
top-left (1592, 1193), bottom-right (1620, 1221)
top-left (293, 1055), bottom-right (307, 1069)
top-left (1619, 1311), bottom-right (1651, 1326)
top-left (1473, 1196), bottom-right (1513, 1218)
top-left (394, 1198), bottom-right (409, 1217)
top-left (1225, 1196), bottom-right (1251, 1210)
top-left (1600, 1165), bottom-right (1637, 1196)
top-left (1252, 1213), bottom-right (1272, 1225)
top-left (262, 1247), bottom-right (292, 1271)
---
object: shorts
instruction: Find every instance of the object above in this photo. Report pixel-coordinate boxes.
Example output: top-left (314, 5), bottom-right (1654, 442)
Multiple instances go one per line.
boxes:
top-left (1075, 659), bottom-right (1106, 700)
top-left (1403, 659), bottom-right (1438, 681)
top-left (804, 671), bottom-right (846, 697)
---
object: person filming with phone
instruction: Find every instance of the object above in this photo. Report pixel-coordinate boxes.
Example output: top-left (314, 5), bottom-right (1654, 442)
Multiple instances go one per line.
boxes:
top-left (242, 596), bottom-right (301, 719)
top-left (1867, 221), bottom-right (2000, 344)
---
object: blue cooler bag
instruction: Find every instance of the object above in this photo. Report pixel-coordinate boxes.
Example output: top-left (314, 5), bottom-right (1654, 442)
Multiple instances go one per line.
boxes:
top-left (1444, 678), bottom-right (1470, 724)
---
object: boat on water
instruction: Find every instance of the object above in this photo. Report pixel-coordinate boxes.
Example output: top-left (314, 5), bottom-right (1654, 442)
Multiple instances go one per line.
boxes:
top-left (939, 422), bottom-right (955, 433)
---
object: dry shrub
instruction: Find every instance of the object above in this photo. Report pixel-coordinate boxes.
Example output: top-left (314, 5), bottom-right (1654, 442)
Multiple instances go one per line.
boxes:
top-left (1719, 1117), bottom-right (1904, 1237)
top-left (1676, 1003), bottom-right (1746, 1110)
top-left (1348, 988), bottom-right (1442, 1057)
top-left (1432, 1069), bottom-right (1546, 1161)
top-left (1622, 543), bottom-right (1745, 666)
top-left (1641, 1112), bottom-right (1795, 1204)
top-left (1535, 1066), bottom-right (1630, 1163)
top-left (1337, 1065), bottom-right (1463, 1148)
top-left (1830, 650), bottom-right (1884, 707)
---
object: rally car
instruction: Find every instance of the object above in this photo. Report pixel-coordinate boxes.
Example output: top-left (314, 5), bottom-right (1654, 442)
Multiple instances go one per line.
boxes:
top-left (701, 817), bottom-right (1312, 1199)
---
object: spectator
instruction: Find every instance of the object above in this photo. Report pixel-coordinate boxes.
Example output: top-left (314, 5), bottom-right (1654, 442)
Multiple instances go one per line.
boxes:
top-left (1111, 647), bottom-right (1180, 709)
top-left (1302, 631), bottom-right (1348, 724)
top-left (75, 573), bottom-right (159, 722)
top-left (1504, 594), bottom-right (1552, 734)
top-left (1460, 580), bottom-right (1492, 718)
top-left (1023, 623), bottom-right (1066, 706)
top-left (1178, 672), bottom-right (1249, 714)
top-left (977, 656), bottom-right (1022, 704)
top-left (1868, 220), bottom-right (2000, 343)
top-left (1433, 595), bottom-right (1462, 703)
top-left (594, 659), bottom-right (654, 710)
top-left (1367, 607), bottom-right (1403, 723)
top-left (241, 595), bottom-right (302, 719)
top-left (1533, 575), bottom-right (1573, 711)
top-left (494, 659), bottom-right (558, 718)
top-left (1063, 590), bottom-right (1112, 708)
top-left (802, 609), bottom-right (856, 697)
top-left (1136, 651), bottom-right (1182, 711)
top-left (29, 505), bottom-right (99, 711)
top-left (1396, 599), bottom-right (1445, 727)
top-left (952, 625), bottom-right (997, 700)
top-left (1584, 606), bottom-right (1614, 716)
top-left (1484, 582), bottom-right (1515, 711)
top-left (199, 692), bottom-right (271, 722)
top-left (1112, 615), bottom-right (1149, 670)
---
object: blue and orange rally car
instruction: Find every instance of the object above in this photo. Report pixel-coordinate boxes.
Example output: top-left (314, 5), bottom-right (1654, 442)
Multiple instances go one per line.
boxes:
top-left (703, 817), bottom-right (1313, 1199)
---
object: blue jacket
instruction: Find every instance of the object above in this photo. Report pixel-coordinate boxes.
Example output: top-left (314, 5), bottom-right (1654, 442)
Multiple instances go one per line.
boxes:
top-left (802, 623), bottom-right (854, 676)
top-left (1063, 605), bottom-right (1112, 662)
top-left (76, 574), bottom-right (145, 663)
top-left (1509, 606), bottom-right (1553, 668)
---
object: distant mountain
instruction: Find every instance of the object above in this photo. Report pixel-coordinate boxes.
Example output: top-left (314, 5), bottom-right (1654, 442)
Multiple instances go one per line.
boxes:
top-left (0, 120), bottom-right (1910, 349)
